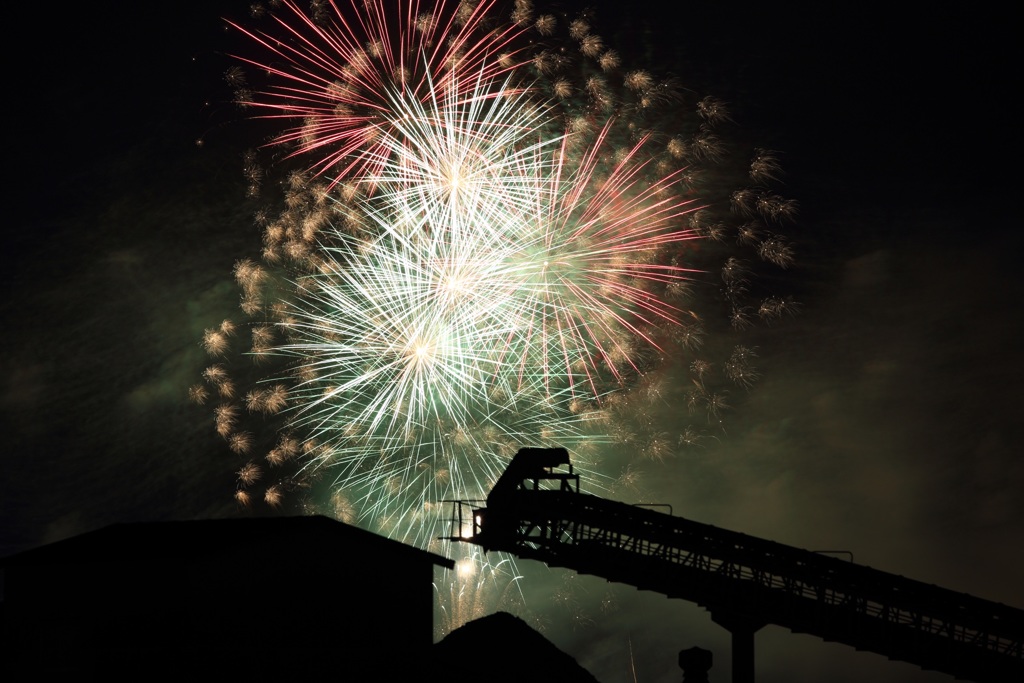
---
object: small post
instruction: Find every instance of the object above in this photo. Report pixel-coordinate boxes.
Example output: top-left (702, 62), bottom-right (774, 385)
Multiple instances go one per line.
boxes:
top-left (678, 646), bottom-right (713, 683)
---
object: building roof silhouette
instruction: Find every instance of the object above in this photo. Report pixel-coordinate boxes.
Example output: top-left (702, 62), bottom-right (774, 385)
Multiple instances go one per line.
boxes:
top-left (2, 516), bottom-right (454, 681)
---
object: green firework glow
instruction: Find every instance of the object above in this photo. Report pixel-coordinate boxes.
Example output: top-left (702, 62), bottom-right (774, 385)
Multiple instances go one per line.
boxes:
top-left (193, 0), bottom-right (797, 567)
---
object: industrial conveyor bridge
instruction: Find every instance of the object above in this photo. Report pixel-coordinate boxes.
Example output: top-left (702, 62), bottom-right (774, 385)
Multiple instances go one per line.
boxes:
top-left (445, 448), bottom-right (1023, 682)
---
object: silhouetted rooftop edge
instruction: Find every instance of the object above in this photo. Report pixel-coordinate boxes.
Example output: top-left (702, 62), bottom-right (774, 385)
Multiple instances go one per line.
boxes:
top-left (0, 515), bottom-right (454, 569)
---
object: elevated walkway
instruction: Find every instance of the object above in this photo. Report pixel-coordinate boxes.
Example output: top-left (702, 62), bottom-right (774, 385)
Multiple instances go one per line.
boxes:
top-left (446, 448), bottom-right (1023, 682)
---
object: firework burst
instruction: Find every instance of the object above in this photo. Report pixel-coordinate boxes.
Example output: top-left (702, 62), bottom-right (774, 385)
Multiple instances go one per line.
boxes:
top-left (225, 0), bottom-right (537, 185)
top-left (197, 0), bottom-right (799, 631)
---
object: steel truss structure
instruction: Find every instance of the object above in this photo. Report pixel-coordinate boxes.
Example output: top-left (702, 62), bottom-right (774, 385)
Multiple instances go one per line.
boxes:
top-left (447, 448), bottom-right (1023, 682)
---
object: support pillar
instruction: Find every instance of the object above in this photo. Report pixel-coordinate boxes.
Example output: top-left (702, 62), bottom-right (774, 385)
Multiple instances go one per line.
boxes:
top-left (710, 612), bottom-right (765, 683)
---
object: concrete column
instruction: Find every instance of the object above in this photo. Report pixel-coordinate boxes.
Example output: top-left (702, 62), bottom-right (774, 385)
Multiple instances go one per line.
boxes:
top-left (710, 612), bottom-right (765, 683)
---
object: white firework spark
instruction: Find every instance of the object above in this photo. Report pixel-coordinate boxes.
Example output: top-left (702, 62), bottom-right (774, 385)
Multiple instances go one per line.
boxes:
top-left (199, 0), bottom-right (798, 569)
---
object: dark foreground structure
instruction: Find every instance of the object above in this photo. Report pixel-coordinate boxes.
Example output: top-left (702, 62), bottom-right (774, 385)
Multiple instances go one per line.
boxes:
top-left (8, 450), bottom-right (1020, 682)
top-left (436, 610), bottom-right (601, 683)
top-left (448, 448), bottom-right (1024, 683)
top-left (1, 515), bottom-right (601, 682)
top-left (1, 516), bottom-right (453, 680)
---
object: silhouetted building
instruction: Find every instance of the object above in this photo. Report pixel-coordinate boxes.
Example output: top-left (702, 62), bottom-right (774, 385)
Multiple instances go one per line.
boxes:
top-left (2, 516), bottom-right (453, 681)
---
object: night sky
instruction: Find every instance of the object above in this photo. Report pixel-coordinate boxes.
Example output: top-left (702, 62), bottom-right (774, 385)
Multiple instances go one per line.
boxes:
top-left (3, 2), bottom-right (1021, 682)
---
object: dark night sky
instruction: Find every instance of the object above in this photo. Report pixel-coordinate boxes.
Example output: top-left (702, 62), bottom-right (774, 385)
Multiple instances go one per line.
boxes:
top-left (2, 2), bottom-right (1021, 682)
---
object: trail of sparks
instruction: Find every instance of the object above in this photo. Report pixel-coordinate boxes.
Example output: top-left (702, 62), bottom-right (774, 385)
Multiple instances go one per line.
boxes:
top-left (226, 0), bottom-right (535, 184)
top-left (197, 1), bottom-right (799, 603)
